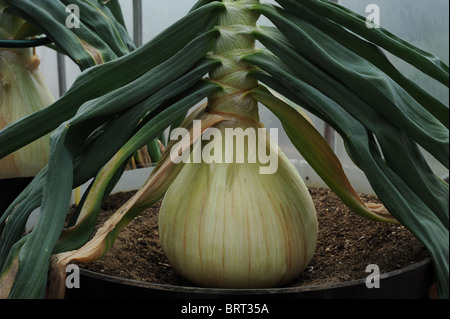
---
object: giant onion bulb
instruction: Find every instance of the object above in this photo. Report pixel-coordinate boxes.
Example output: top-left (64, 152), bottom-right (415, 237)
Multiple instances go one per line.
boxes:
top-left (0, 5), bottom-right (54, 179)
top-left (159, 117), bottom-right (318, 288)
top-left (158, 0), bottom-right (318, 288)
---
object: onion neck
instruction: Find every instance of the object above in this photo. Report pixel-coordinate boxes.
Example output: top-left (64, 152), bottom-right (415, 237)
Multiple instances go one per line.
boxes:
top-left (208, 0), bottom-right (260, 122)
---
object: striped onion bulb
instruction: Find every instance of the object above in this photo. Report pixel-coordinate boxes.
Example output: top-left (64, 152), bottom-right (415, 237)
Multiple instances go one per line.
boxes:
top-left (158, 0), bottom-right (317, 290)
top-left (0, 6), bottom-right (54, 179)
top-left (158, 116), bottom-right (318, 288)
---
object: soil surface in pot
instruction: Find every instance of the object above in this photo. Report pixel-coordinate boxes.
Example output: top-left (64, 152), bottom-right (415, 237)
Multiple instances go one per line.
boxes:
top-left (78, 188), bottom-right (428, 287)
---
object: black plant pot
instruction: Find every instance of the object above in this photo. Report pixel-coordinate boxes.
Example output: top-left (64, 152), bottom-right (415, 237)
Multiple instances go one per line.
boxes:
top-left (0, 177), bottom-right (33, 217)
top-left (65, 258), bottom-right (435, 300)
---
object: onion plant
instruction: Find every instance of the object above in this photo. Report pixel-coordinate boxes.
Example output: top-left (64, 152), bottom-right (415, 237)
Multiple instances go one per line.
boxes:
top-left (0, 0), bottom-right (448, 299)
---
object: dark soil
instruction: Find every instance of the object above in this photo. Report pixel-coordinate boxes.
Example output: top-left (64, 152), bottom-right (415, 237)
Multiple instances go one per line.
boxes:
top-left (79, 188), bottom-right (429, 287)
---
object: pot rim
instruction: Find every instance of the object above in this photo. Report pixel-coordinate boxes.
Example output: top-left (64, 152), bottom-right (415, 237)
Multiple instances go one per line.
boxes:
top-left (77, 257), bottom-right (433, 296)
